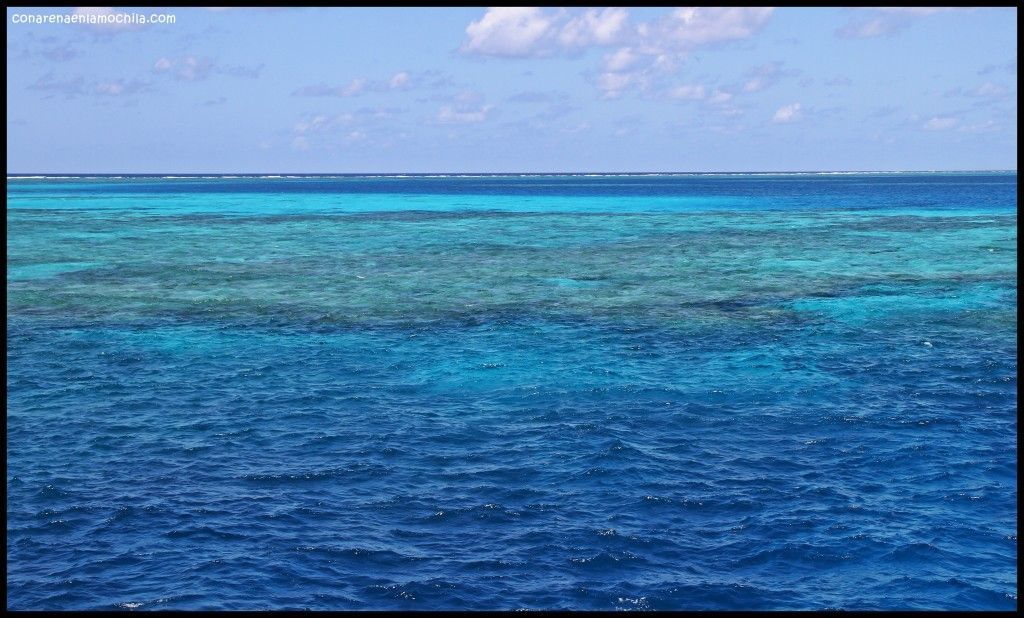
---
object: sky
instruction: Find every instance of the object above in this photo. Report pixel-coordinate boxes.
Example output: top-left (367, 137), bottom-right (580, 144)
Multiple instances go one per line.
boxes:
top-left (5, 6), bottom-right (1018, 173)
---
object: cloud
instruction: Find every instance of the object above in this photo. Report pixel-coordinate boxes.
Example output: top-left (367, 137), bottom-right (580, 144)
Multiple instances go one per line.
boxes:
top-left (595, 71), bottom-right (632, 95)
top-left (558, 8), bottom-right (630, 50)
top-left (93, 79), bottom-right (151, 96)
top-left (742, 61), bottom-right (795, 93)
top-left (836, 7), bottom-right (960, 39)
top-left (532, 101), bottom-right (579, 121)
top-left (460, 7), bottom-right (629, 57)
top-left (773, 102), bottom-right (802, 123)
top-left (16, 35), bottom-right (82, 63)
top-left (923, 116), bottom-right (957, 130)
top-left (31, 47), bottom-right (79, 62)
top-left (27, 72), bottom-right (86, 98)
top-left (642, 7), bottom-right (775, 51)
top-left (602, 47), bottom-right (640, 72)
top-left (869, 105), bottom-right (899, 118)
top-left (289, 114), bottom-right (361, 151)
top-left (873, 8), bottom-right (957, 16)
top-left (505, 90), bottom-right (569, 103)
top-left (389, 71), bottom-right (410, 89)
top-left (153, 56), bottom-right (214, 81)
top-left (449, 90), bottom-right (484, 105)
top-left (708, 89), bottom-right (733, 105)
top-left (970, 82), bottom-right (1009, 98)
top-left (152, 56), bottom-right (263, 82)
top-left (219, 63), bottom-right (265, 79)
top-left (292, 70), bottom-right (447, 97)
top-left (559, 121), bottom-right (591, 134)
top-left (824, 76), bottom-right (853, 87)
top-left (668, 84), bottom-right (706, 101)
top-left (289, 107), bottom-right (409, 153)
top-left (437, 104), bottom-right (495, 124)
top-left (497, 99), bottom-right (583, 135)
top-left (344, 130), bottom-right (366, 143)
top-left (461, 7), bottom-right (559, 57)
top-left (293, 114), bottom-right (334, 134)
top-left (957, 119), bottom-right (1000, 134)
top-left (293, 78), bottom-right (365, 97)
top-left (978, 57), bottom-right (1017, 76)
top-left (953, 82), bottom-right (1011, 99)
top-left (28, 71), bottom-right (152, 99)
top-left (461, 7), bottom-right (773, 59)
top-left (836, 17), bottom-right (907, 39)
top-left (462, 8), bottom-right (775, 99)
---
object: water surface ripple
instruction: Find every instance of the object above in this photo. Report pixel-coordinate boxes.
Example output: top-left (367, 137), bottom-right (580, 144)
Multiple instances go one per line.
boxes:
top-left (6, 174), bottom-right (1017, 610)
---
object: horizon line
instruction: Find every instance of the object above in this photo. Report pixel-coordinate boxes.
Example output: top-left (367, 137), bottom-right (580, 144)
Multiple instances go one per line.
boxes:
top-left (7, 169), bottom-right (1019, 177)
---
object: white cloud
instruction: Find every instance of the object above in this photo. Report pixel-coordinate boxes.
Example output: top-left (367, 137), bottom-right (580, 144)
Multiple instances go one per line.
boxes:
top-left (340, 78), bottom-right (365, 96)
top-left (93, 81), bottom-right (124, 95)
top-left (560, 121), bottom-right (592, 134)
top-left (668, 84), bottom-right (706, 100)
top-left (293, 70), bottom-right (443, 97)
top-left (451, 90), bottom-right (483, 104)
top-left (94, 79), bottom-right (152, 97)
top-left (437, 104), bottom-right (494, 124)
top-left (176, 56), bottom-right (213, 81)
top-left (558, 8), bottom-right (630, 50)
top-left (29, 71), bottom-right (151, 99)
top-left (293, 78), bottom-right (365, 97)
top-left (958, 119), bottom-right (998, 133)
top-left (151, 56), bottom-right (260, 82)
top-left (461, 7), bottom-right (774, 58)
top-left (836, 17), bottom-right (903, 39)
top-left (873, 7), bottom-right (957, 16)
top-left (742, 62), bottom-right (788, 93)
top-left (597, 71), bottom-right (632, 91)
top-left (595, 71), bottom-right (643, 99)
top-left (389, 71), bottom-right (410, 89)
top-left (944, 82), bottom-right (1012, 99)
top-left (837, 7), bottom-right (962, 39)
top-left (460, 7), bottom-right (629, 57)
top-left (293, 114), bottom-right (331, 134)
top-left (708, 89), bottom-right (733, 105)
top-left (824, 76), bottom-right (853, 87)
top-left (290, 109), bottom-right (406, 147)
top-left (773, 102), bottom-right (802, 123)
top-left (978, 58), bottom-right (1016, 76)
top-left (461, 7), bottom-right (775, 98)
top-left (968, 82), bottom-right (1008, 98)
top-left (602, 47), bottom-right (639, 72)
top-left (923, 116), bottom-right (957, 130)
top-left (461, 7), bottom-right (557, 57)
top-left (646, 7), bottom-right (775, 51)
top-left (716, 106), bottom-right (744, 118)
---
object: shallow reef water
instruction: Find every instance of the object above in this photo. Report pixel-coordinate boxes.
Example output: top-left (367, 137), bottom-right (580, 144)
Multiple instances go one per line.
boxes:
top-left (6, 173), bottom-right (1017, 609)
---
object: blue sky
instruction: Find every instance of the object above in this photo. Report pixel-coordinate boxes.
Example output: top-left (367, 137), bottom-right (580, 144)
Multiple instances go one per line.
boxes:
top-left (5, 6), bottom-right (1018, 173)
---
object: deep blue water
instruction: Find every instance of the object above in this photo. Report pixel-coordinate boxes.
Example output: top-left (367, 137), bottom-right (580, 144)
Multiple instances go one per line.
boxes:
top-left (6, 173), bottom-right (1018, 610)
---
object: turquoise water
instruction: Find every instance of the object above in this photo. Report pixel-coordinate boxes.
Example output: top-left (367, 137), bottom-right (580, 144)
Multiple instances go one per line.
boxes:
top-left (6, 173), bottom-right (1018, 609)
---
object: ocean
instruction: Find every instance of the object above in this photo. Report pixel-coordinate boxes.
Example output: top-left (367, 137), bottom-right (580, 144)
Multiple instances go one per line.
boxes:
top-left (6, 173), bottom-right (1017, 610)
